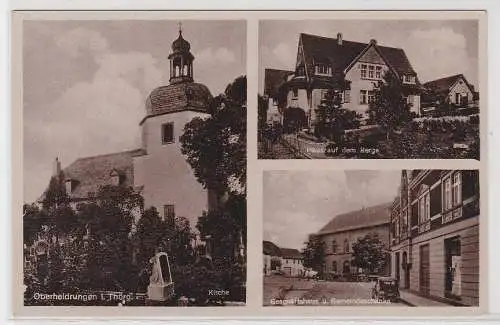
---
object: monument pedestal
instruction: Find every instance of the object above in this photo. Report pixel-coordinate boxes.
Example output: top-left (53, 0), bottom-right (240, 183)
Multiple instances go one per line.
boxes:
top-left (147, 283), bottom-right (175, 302)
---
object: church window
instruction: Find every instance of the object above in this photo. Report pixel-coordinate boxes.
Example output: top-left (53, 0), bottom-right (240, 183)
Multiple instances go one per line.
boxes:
top-left (164, 204), bottom-right (175, 225)
top-left (162, 123), bottom-right (174, 144)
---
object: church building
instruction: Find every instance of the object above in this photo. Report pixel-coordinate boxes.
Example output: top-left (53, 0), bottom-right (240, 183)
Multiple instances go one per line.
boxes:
top-left (41, 27), bottom-right (214, 228)
top-left (264, 32), bottom-right (422, 128)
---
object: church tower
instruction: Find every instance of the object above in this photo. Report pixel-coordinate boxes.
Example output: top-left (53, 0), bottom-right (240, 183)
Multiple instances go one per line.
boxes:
top-left (168, 23), bottom-right (194, 84)
top-left (133, 23), bottom-right (213, 225)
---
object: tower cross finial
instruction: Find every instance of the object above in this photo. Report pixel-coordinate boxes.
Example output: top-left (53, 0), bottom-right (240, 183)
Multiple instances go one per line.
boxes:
top-left (178, 21), bottom-right (182, 35)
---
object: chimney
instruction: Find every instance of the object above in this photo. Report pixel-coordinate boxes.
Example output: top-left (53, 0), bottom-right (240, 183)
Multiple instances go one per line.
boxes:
top-left (337, 32), bottom-right (343, 45)
top-left (53, 157), bottom-right (61, 177)
top-left (370, 38), bottom-right (377, 45)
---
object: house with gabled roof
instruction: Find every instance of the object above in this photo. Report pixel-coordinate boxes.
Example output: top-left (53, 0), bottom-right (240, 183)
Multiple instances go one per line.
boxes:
top-left (264, 32), bottom-right (423, 128)
top-left (263, 240), bottom-right (304, 277)
top-left (422, 73), bottom-right (478, 108)
top-left (314, 202), bottom-right (392, 277)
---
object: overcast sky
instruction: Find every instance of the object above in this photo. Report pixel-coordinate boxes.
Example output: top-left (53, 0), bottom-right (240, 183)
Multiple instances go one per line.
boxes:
top-left (23, 20), bottom-right (246, 203)
top-left (263, 170), bottom-right (401, 250)
top-left (259, 20), bottom-right (478, 93)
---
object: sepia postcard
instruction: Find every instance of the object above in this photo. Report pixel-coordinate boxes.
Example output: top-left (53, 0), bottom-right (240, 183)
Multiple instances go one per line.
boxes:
top-left (17, 15), bottom-right (247, 310)
top-left (263, 170), bottom-right (480, 307)
top-left (11, 10), bottom-right (487, 320)
top-left (258, 19), bottom-right (482, 160)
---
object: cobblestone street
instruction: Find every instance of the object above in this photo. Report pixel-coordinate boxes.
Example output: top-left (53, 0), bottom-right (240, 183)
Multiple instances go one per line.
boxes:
top-left (263, 276), bottom-right (405, 307)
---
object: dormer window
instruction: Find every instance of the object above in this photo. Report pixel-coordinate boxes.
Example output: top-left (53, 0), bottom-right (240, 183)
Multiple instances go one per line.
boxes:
top-left (110, 169), bottom-right (122, 186)
top-left (315, 64), bottom-right (331, 76)
top-left (65, 178), bottom-right (73, 193)
top-left (403, 75), bottom-right (416, 84)
top-left (296, 66), bottom-right (305, 76)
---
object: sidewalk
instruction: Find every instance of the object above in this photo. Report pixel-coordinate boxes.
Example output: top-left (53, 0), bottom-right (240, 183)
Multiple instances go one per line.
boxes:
top-left (399, 290), bottom-right (452, 307)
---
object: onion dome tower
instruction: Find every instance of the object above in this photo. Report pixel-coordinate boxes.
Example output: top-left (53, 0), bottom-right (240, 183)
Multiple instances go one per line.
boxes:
top-left (142, 23), bottom-right (213, 124)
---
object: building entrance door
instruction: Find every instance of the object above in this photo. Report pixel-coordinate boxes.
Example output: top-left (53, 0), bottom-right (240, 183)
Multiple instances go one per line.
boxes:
top-left (402, 251), bottom-right (410, 289)
top-left (445, 237), bottom-right (461, 299)
top-left (419, 244), bottom-right (430, 297)
top-left (395, 252), bottom-right (400, 285)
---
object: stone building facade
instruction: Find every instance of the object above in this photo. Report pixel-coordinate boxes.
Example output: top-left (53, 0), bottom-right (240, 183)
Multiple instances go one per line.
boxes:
top-left (263, 241), bottom-right (304, 277)
top-left (314, 203), bottom-right (391, 278)
top-left (390, 170), bottom-right (480, 306)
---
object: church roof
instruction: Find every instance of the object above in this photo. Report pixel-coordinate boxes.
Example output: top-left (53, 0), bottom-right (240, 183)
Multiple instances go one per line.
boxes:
top-left (317, 202), bottom-right (392, 236)
top-left (299, 33), bottom-right (417, 77)
top-left (40, 149), bottom-right (144, 201)
top-left (142, 82), bottom-right (213, 124)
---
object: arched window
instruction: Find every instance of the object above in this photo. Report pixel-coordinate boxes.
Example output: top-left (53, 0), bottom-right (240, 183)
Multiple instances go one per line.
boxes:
top-left (332, 240), bottom-right (337, 254)
top-left (332, 261), bottom-right (337, 273)
top-left (343, 261), bottom-right (351, 274)
top-left (344, 239), bottom-right (350, 253)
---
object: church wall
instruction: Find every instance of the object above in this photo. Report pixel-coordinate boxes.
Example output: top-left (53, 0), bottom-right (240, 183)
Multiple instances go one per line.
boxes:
top-left (286, 88), bottom-right (309, 112)
top-left (134, 110), bottom-right (210, 229)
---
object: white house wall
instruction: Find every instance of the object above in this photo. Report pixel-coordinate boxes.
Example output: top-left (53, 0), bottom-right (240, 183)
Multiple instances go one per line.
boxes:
top-left (449, 78), bottom-right (473, 104)
top-left (344, 48), bottom-right (389, 118)
top-left (133, 110), bottom-right (210, 228)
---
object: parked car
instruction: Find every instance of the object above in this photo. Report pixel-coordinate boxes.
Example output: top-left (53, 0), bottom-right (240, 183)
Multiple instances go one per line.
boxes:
top-left (371, 277), bottom-right (400, 302)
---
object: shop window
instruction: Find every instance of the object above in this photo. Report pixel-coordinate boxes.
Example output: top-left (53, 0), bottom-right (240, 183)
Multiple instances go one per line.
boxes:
top-left (445, 236), bottom-right (462, 300)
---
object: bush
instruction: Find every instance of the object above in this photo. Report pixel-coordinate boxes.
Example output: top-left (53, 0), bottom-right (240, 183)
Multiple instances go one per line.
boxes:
top-left (172, 262), bottom-right (246, 305)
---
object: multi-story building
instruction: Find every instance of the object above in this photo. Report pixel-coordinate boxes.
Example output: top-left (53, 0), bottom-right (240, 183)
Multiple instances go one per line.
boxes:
top-left (263, 32), bottom-right (422, 129)
top-left (390, 170), bottom-right (480, 306)
top-left (315, 203), bottom-right (392, 278)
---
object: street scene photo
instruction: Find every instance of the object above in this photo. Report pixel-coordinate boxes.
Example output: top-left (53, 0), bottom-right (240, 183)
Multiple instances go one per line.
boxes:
top-left (22, 20), bottom-right (247, 306)
top-left (258, 19), bottom-right (480, 159)
top-left (263, 170), bottom-right (480, 306)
